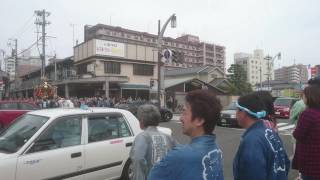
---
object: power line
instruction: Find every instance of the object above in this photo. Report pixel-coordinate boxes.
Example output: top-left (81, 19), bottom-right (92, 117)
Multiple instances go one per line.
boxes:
top-left (35, 9), bottom-right (50, 79)
top-left (17, 38), bottom-right (42, 56)
top-left (9, 14), bottom-right (35, 39)
top-left (36, 24), bottom-right (41, 56)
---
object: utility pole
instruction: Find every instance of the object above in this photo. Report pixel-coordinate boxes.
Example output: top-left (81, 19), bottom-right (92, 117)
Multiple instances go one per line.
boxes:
top-left (14, 39), bottom-right (18, 82)
top-left (7, 39), bottom-right (18, 97)
top-left (35, 9), bottom-right (50, 80)
top-left (157, 20), bottom-right (161, 108)
top-left (0, 49), bottom-right (5, 71)
top-left (54, 54), bottom-right (57, 81)
top-left (265, 55), bottom-right (272, 91)
top-left (259, 67), bottom-right (262, 90)
top-left (264, 52), bottom-right (281, 92)
top-left (70, 24), bottom-right (77, 47)
top-left (156, 14), bottom-right (176, 108)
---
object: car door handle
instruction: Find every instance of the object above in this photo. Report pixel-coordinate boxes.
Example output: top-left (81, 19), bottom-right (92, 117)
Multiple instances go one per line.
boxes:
top-left (71, 152), bottom-right (82, 158)
top-left (126, 142), bottom-right (133, 147)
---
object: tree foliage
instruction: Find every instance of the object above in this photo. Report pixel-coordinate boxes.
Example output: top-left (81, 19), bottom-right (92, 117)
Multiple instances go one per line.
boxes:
top-left (226, 64), bottom-right (252, 95)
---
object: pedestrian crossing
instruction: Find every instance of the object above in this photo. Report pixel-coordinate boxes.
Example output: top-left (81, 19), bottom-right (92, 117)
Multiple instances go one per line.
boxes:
top-left (170, 115), bottom-right (295, 134)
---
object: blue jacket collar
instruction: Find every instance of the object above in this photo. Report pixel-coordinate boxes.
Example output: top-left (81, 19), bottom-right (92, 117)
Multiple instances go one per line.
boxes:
top-left (242, 120), bottom-right (264, 138)
top-left (191, 134), bottom-right (216, 144)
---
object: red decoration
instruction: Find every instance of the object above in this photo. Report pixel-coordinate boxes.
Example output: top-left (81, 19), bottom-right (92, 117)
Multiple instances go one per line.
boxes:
top-left (34, 81), bottom-right (56, 99)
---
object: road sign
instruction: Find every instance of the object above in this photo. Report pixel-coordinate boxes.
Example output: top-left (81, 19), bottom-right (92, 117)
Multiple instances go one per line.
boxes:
top-left (163, 49), bottom-right (171, 59)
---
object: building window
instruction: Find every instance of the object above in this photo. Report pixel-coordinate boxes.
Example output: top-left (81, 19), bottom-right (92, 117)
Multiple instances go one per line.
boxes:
top-left (104, 62), bottom-right (120, 74)
top-left (88, 114), bottom-right (131, 143)
top-left (133, 64), bottom-right (153, 76)
top-left (77, 63), bottom-right (90, 74)
top-left (28, 116), bottom-right (82, 153)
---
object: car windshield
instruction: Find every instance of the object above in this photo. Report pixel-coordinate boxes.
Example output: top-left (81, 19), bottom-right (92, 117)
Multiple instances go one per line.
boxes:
top-left (225, 102), bottom-right (237, 110)
top-left (274, 99), bottom-right (291, 106)
top-left (0, 114), bottom-right (49, 153)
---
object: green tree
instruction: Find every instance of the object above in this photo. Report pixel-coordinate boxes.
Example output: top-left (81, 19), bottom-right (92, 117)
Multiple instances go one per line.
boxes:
top-left (227, 64), bottom-right (252, 95)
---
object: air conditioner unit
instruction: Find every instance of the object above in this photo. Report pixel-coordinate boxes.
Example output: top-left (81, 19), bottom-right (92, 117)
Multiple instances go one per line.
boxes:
top-left (87, 64), bottom-right (95, 72)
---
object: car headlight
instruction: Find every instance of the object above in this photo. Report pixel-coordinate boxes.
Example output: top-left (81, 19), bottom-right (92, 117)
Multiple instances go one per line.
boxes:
top-left (230, 114), bottom-right (236, 119)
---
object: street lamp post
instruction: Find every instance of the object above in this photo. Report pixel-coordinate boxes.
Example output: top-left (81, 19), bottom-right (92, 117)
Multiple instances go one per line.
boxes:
top-left (265, 52), bottom-right (281, 91)
top-left (157, 14), bottom-right (176, 108)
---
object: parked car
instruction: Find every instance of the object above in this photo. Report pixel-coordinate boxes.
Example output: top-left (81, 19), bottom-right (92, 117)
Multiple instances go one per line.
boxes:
top-left (0, 100), bottom-right (38, 130)
top-left (217, 101), bottom-right (239, 127)
top-left (115, 101), bottom-right (173, 122)
top-left (273, 97), bottom-right (299, 119)
top-left (0, 108), bottom-right (171, 180)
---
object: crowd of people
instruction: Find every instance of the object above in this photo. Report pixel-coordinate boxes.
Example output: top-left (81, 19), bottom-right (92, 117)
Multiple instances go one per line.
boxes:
top-left (129, 76), bottom-right (320, 180)
top-left (4, 96), bottom-right (149, 109)
top-left (3, 77), bottom-right (320, 179)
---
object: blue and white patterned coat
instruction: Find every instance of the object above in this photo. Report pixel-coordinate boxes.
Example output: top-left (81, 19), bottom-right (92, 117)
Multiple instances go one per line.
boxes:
top-left (148, 135), bottom-right (224, 180)
top-left (233, 120), bottom-right (290, 180)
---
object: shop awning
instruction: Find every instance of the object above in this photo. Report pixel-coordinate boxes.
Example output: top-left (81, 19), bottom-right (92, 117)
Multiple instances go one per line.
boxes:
top-left (119, 83), bottom-right (150, 90)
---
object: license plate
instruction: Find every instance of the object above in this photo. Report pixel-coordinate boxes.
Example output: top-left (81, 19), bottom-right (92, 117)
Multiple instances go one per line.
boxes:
top-left (275, 112), bottom-right (280, 115)
top-left (221, 119), bottom-right (227, 123)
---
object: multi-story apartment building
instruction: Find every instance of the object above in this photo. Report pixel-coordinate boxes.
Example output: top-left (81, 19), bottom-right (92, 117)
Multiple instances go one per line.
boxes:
top-left (84, 24), bottom-right (226, 72)
top-left (4, 55), bottom-right (41, 80)
top-left (234, 49), bottom-right (271, 86)
top-left (4, 57), bottom-right (15, 80)
top-left (274, 64), bottom-right (308, 83)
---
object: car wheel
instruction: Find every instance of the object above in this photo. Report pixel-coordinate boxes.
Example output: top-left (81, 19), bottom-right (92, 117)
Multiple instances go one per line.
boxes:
top-left (163, 112), bottom-right (173, 122)
top-left (0, 122), bottom-right (3, 131)
top-left (120, 159), bottom-right (133, 180)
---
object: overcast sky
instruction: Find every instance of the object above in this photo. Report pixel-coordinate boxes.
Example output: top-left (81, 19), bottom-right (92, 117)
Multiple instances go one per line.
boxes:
top-left (1, 0), bottom-right (319, 69)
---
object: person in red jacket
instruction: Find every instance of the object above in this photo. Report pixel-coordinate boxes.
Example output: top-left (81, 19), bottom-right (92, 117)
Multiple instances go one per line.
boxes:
top-left (292, 84), bottom-right (320, 180)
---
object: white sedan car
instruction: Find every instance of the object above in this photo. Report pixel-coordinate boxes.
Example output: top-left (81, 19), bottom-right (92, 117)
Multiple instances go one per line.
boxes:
top-left (0, 108), bottom-right (171, 180)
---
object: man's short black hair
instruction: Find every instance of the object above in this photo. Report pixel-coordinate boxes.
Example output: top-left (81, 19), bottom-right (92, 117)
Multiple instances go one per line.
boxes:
top-left (185, 90), bottom-right (222, 134)
top-left (308, 76), bottom-right (320, 86)
top-left (252, 91), bottom-right (274, 116)
top-left (238, 93), bottom-right (266, 119)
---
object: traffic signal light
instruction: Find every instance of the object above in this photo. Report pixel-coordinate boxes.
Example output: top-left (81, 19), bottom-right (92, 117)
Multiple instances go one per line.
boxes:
top-left (172, 50), bottom-right (184, 63)
top-left (150, 80), bottom-right (155, 88)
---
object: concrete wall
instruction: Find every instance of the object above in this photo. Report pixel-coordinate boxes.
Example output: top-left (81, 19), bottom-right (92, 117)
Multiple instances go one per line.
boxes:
top-left (74, 39), bottom-right (158, 63)
top-left (94, 59), bottom-right (158, 84)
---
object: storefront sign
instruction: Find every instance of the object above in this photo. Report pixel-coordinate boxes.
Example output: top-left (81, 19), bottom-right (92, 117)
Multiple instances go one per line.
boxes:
top-left (95, 39), bottom-right (125, 58)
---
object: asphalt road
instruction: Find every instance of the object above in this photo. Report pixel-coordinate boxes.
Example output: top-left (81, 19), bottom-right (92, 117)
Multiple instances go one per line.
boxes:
top-left (159, 116), bottom-right (299, 180)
